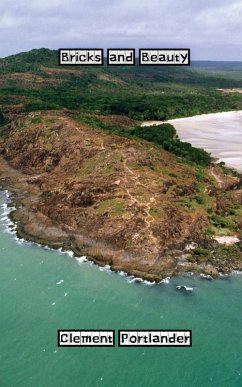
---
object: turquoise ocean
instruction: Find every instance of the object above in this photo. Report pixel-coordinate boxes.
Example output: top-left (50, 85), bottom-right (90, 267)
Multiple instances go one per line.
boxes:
top-left (1, 190), bottom-right (242, 387)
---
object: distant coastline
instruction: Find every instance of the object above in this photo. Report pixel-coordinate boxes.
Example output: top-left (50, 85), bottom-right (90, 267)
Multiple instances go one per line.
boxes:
top-left (142, 110), bottom-right (242, 173)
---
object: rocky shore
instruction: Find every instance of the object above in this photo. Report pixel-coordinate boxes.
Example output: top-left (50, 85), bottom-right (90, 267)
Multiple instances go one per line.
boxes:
top-left (0, 110), bottom-right (242, 281)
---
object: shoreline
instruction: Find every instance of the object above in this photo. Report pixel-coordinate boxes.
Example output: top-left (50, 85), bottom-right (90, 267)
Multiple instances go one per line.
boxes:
top-left (2, 188), bottom-right (242, 286)
top-left (142, 109), bottom-right (242, 125)
top-left (0, 189), bottom-right (169, 286)
top-left (1, 153), bottom-right (242, 282)
top-left (0, 160), bottom-right (168, 282)
top-left (142, 110), bottom-right (242, 173)
top-left (1, 109), bottom-right (242, 281)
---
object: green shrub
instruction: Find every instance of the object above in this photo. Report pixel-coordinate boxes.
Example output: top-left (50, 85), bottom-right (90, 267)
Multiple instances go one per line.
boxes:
top-left (193, 247), bottom-right (210, 255)
top-left (196, 195), bottom-right (205, 205)
top-left (211, 214), bottom-right (234, 228)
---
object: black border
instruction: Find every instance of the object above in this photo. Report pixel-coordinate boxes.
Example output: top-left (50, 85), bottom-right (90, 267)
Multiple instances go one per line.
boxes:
top-left (139, 48), bottom-right (190, 66)
top-left (107, 48), bottom-right (135, 66)
top-left (58, 329), bottom-right (115, 347)
top-left (58, 48), bottom-right (104, 66)
top-left (118, 329), bottom-right (192, 347)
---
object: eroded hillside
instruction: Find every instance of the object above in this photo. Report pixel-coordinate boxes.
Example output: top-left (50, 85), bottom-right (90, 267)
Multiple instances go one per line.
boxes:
top-left (0, 110), bottom-right (242, 280)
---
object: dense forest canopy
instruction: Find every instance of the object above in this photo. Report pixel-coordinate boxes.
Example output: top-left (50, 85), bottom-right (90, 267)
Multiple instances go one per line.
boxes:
top-left (0, 48), bottom-right (242, 120)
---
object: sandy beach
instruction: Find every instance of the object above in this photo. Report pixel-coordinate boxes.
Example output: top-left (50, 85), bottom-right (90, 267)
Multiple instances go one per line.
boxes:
top-left (142, 110), bottom-right (242, 172)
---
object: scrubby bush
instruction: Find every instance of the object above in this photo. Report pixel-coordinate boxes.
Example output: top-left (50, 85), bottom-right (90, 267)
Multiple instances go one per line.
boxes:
top-left (130, 124), bottom-right (212, 166)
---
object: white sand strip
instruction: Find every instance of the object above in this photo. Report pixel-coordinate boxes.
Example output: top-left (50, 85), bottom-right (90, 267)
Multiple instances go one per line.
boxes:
top-left (142, 110), bottom-right (242, 172)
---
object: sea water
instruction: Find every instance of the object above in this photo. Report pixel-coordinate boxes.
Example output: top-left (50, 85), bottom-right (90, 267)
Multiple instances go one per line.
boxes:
top-left (1, 190), bottom-right (242, 386)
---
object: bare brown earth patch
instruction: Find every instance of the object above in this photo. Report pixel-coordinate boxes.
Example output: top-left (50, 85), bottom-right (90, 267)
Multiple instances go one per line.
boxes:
top-left (97, 73), bottom-right (126, 84)
top-left (0, 72), bottom-right (62, 88)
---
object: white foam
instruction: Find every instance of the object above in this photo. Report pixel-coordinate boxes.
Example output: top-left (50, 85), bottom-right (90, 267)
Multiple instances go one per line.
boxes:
top-left (5, 220), bottom-right (12, 226)
top-left (128, 276), bottom-right (144, 284)
top-left (56, 280), bottom-right (64, 285)
top-left (65, 250), bottom-right (74, 258)
top-left (127, 276), bottom-right (135, 283)
top-left (184, 271), bottom-right (194, 277)
top-left (58, 248), bottom-right (75, 258)
top-left (15, 237), bottom-right (25, 245)
top-left (200, 273), bottom-right (213, 280)
top-left (159, 277), bottom-right (170, 284)
top-left (176, 285), bottom-right (194, 292)
top-left (75, 256), bottom-right (88, 264)
top-left (99, 265), bottom-right (111, 272)
top-left (3, 224), bottom-right (15, 232)
top-left (2, 210), bottom-right (10, 216)
top-left (118, 270), bottom-right (127, 277)
top-left (219, 272), bottom-right (229, 278)
top-left (42, 244), bottom-right (54, 251)
top-left (231, 270), bottom-right (242, 276)
top-left (143, 280), bottom-right (156, 286)
top-left (127, 275), bottom-right (156, 285)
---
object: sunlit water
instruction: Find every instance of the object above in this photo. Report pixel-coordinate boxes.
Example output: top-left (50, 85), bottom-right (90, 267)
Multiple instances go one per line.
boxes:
top-left (1, 190), bottom-right (242, 386)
